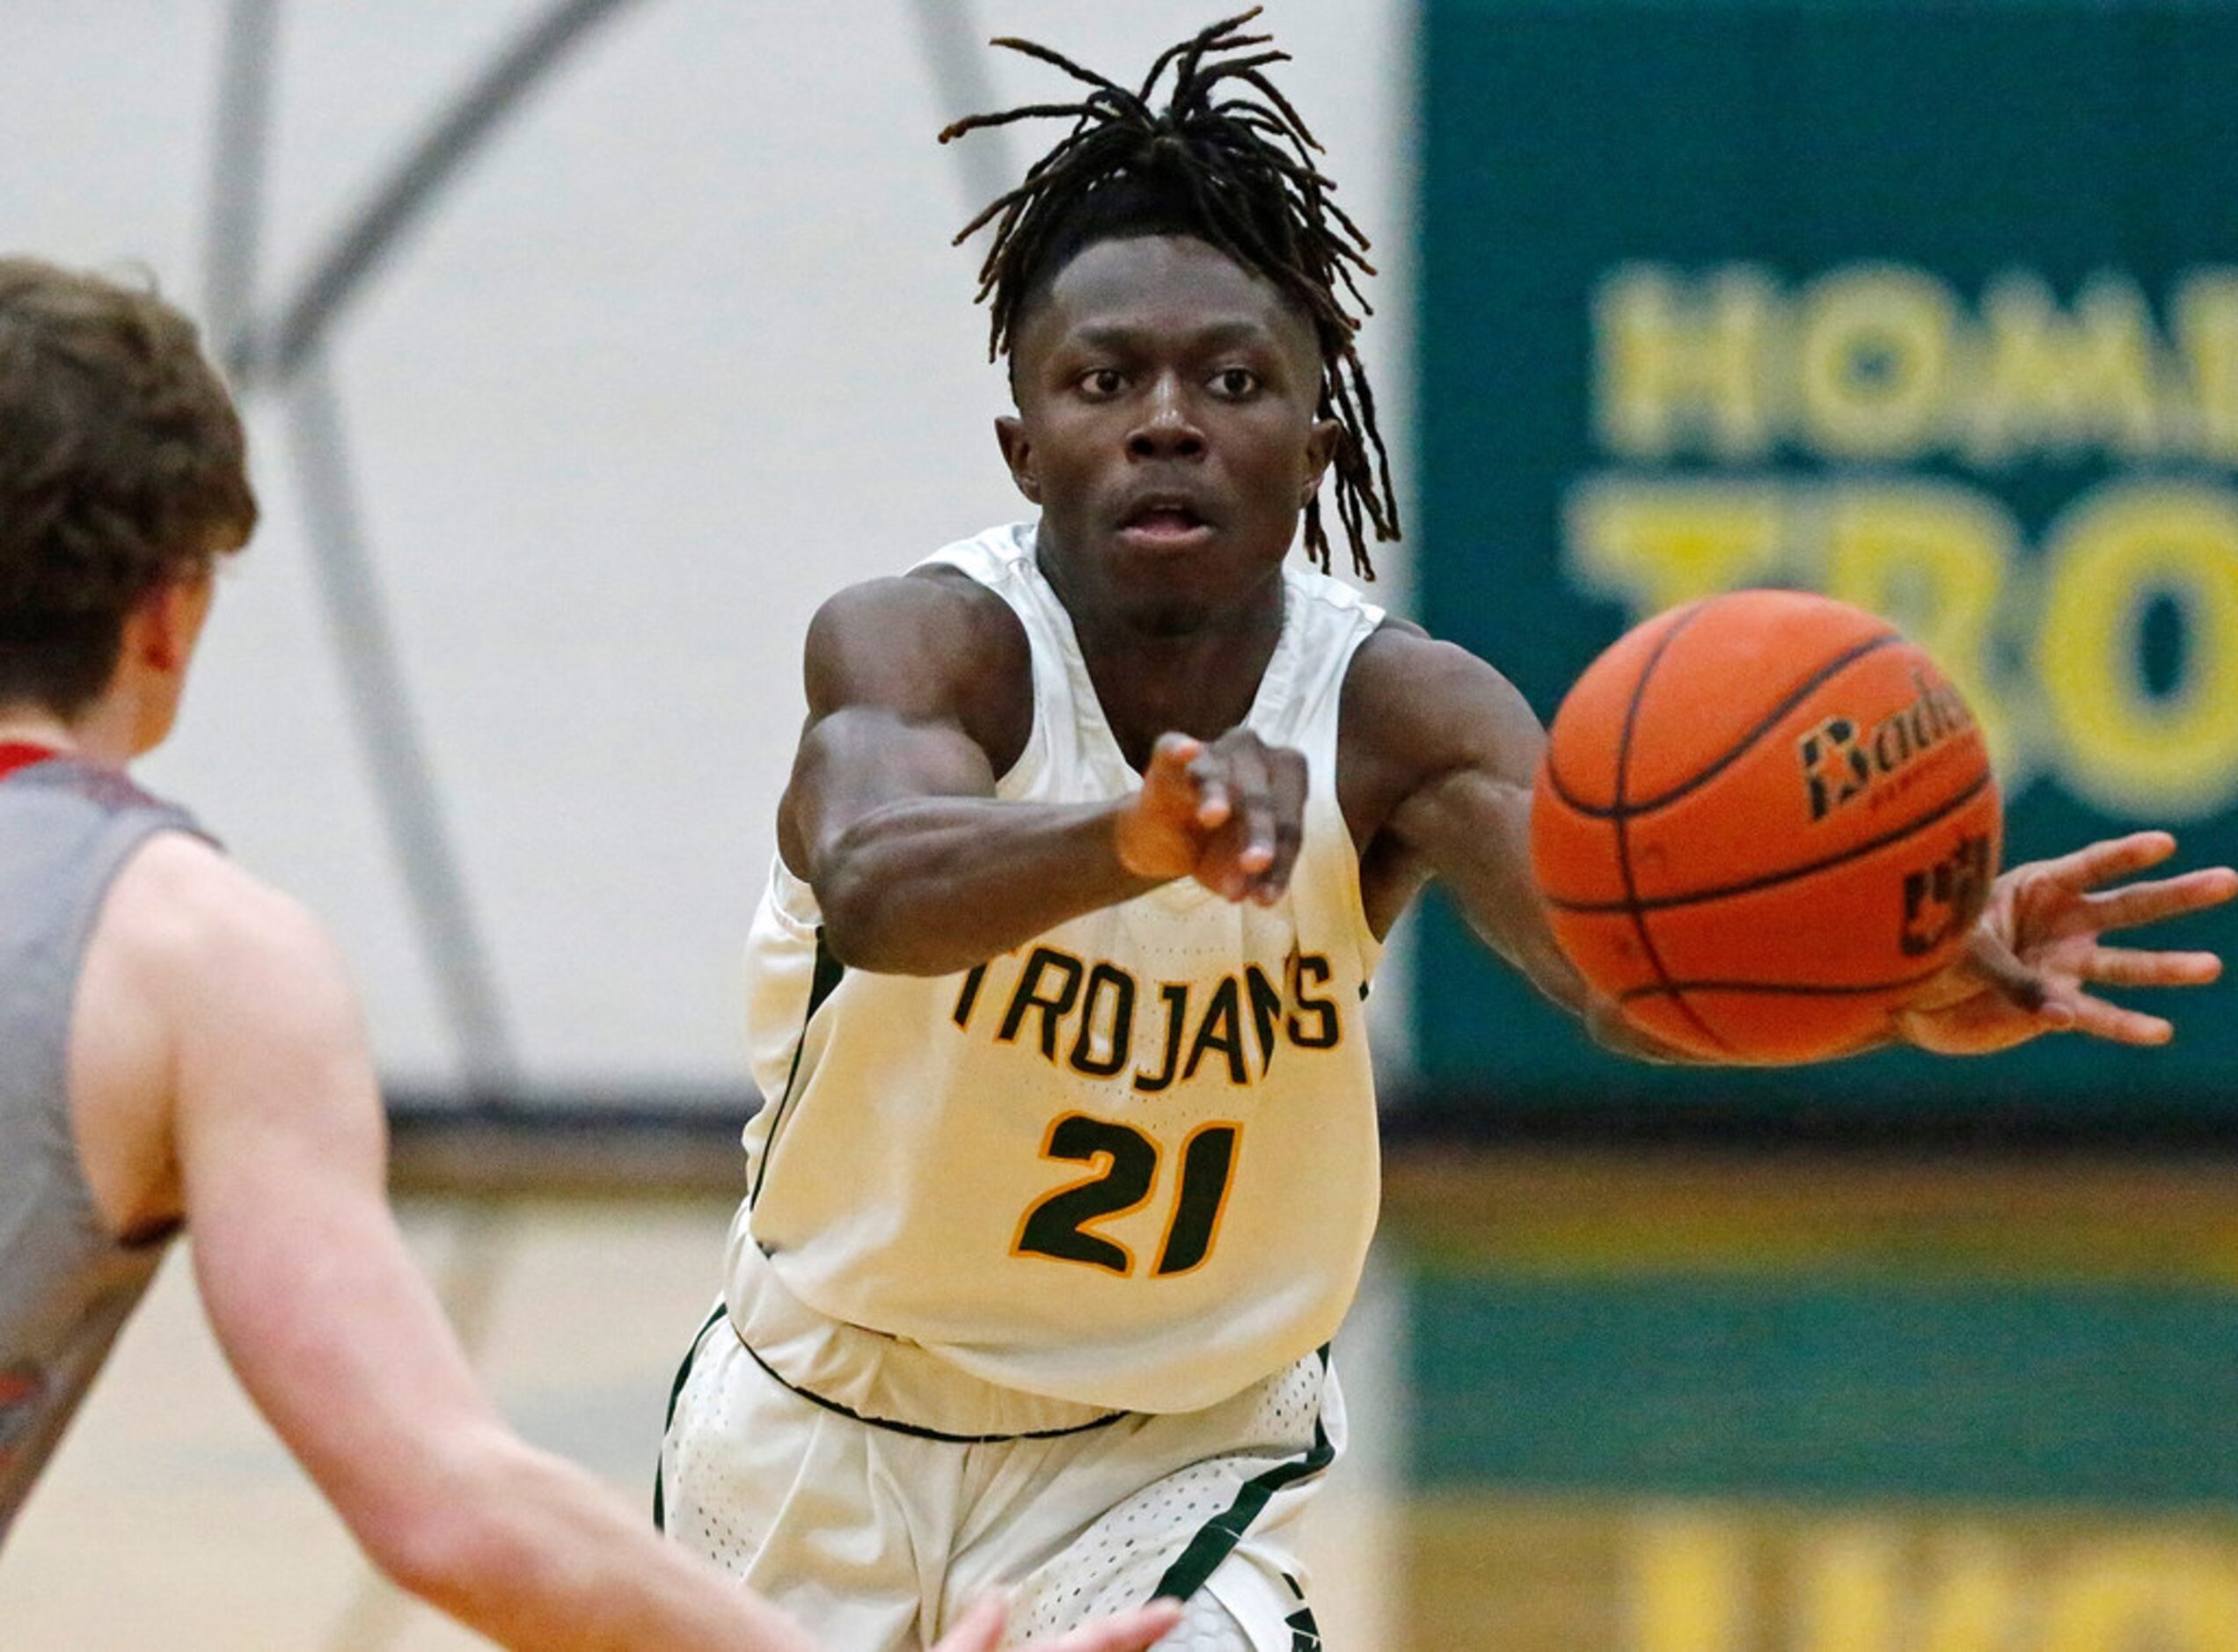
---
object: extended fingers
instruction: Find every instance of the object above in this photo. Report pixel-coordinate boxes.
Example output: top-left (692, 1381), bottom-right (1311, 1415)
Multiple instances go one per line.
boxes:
top-left (2034, 830), bottom-right (2176, 893)
top-left (1043, 1601), bottom-right (1187, 1652)
top-left (2081, 945), bottom-right (2224, 989)
top-left (1228, 745), bottom-right (1306, 901)
top-left (1147, 733), bottom-right (1219, 822)
top-left (1972, 941), bottom-right (2217, 1049)
top-left (1216, 742), bottom-right (1280, 874)
top-left (1257, 750), bottom-right (1309, 898)
top-left (2060, 988), bottom-right (2176, 1046)
top-left (1962, 926), bottom-right (2061, 1020)
top-left (2080, 866), bottom-right (2238, 932)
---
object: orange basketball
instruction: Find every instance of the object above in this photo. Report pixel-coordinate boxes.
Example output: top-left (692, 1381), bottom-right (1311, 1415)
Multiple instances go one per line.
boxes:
top-left (1529, 589), bottom-right (2002, 1064)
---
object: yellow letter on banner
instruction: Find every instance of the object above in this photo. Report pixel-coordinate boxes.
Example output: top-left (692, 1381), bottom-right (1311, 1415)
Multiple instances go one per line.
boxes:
top-left (1565, 477), bottom-right (1787, 619)
top-left (1819, 481), bottom-right (2022, 783)
top-left (1796, 265), bottom-right (1956, 462)
top-left (1967, 272), bottom-right (2165, 465)
top-left (2178, 271), bottom-right (2238, 466)
top-left (1594, 263), bottom-right (1776, 462)
top-left (2036, 482), bottom-right (2238, 819)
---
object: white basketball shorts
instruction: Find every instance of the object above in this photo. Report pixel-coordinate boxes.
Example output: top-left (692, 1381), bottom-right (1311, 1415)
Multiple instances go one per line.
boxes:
top-left (656, 1260), bottom-right (1340, 1650)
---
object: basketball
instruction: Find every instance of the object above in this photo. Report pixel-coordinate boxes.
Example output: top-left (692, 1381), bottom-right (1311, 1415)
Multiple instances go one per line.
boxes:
top-left (1530, 589), bottom-right (2003, 1063)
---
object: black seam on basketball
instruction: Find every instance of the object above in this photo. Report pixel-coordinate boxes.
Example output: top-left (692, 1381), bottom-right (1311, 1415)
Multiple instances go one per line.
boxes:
top-left (1616, 963), bottom-right (1951, 1002)
top-left (1553, 630), bottom-right (1903, 822)
top-left (1540, 748), bottom-right (1595, 813)
top-left (1612, 603), bottom-right (1730, 1055)
top-left (1548, 766), bottom-right (1994, 916)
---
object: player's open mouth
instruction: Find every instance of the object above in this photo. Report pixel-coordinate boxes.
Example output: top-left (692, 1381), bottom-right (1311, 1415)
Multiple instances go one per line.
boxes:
top-left (1116, 501), bottom-right (1215, 546)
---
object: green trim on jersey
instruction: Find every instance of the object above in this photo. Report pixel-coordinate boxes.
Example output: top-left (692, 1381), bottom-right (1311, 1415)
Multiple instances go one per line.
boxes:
top-left (748, 927), bottom-right (845, 1206)
top-left (736, 1334), bottom-right (1127, 1444)
top-left (1152, 1351), bottom-right (1336, 1604)
top-left (652, 1301), bottom-right (729, 1531)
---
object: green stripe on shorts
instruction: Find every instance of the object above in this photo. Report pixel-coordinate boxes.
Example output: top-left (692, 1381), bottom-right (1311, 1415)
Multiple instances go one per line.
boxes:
top-left (1153, 1356), bottom-right (1336, 1604)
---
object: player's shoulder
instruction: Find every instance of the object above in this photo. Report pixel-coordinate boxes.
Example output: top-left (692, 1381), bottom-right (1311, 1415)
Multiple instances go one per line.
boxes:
top-left (803, 566), bottom-right (1030, 722)
top-left (1343, 619), bottom-right (1540, 757)
top-left (809, 565), bottom-right (1021, 648)
top-left (98, 830), bottom-right (347, 1007)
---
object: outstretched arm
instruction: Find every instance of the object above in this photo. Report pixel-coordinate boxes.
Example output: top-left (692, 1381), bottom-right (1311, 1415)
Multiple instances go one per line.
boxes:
top-left (99, 837), bottom-right (815, 1650)
top-left (1346, 626), bottom-right (2236, 1063)
top-left (786, 572), bottom-right (1311, 976)
top-left (1342, 626), bottom-right (1690, 1061)
top-left (102, 834), bottom-right (1184, 1652)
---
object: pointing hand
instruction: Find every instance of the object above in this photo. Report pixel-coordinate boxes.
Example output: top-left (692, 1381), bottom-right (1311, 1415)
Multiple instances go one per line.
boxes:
top-left (1115, 729), bottom-right (1308, 905)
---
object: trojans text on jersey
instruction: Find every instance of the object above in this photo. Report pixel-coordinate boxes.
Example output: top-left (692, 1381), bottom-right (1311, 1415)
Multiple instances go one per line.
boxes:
top-left (948, 945), bottom-right (1346, 1091)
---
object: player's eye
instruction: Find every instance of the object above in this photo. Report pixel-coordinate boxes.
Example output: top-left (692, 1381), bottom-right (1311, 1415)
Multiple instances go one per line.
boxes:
top-left (1079, 368), bottom-right (1125, 398)
top-left (1210, 367), bottom-right (1262, 398)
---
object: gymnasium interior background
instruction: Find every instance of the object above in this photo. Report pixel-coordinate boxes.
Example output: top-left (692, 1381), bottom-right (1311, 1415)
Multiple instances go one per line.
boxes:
top-left (5, 2), bottom-right (2237, 1647)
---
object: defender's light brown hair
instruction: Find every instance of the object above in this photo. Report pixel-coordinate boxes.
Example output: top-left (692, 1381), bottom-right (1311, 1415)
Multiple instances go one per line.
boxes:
top-left (0, 258), bottom-right (257, 713)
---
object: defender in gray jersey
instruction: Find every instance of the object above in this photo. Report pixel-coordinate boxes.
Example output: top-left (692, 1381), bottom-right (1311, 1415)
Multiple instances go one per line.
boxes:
top-left (0, 749), bottom-right (209, 1531)
top-left (0, 257), bottom-right (1178, 1652)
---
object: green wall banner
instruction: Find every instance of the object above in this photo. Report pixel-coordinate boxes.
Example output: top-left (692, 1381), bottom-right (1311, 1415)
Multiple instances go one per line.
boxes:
top-left (1415, 0), bottom-right (2238, 1122)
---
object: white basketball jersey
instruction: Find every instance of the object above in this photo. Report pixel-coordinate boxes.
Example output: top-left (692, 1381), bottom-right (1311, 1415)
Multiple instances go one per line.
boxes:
top-left (734, 523), bottom-right (1386, 1414)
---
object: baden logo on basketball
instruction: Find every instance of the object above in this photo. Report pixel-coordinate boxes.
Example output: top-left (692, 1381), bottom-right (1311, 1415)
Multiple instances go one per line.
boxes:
top-left (1797, 670), bottom-right (1977, 822)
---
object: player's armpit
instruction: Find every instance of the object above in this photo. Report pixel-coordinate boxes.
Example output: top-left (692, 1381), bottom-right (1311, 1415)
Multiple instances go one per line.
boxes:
top-left (1344, 631), bottom-right (1713, 1064)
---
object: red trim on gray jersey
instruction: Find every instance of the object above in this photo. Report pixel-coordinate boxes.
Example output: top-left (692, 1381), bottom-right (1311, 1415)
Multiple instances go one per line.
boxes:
top-left (0, 743), bottom-right (60, 782)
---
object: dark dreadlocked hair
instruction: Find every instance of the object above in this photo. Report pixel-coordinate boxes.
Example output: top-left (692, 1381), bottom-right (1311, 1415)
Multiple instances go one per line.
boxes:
top-left (939, 8), bottom-right (1399, 579)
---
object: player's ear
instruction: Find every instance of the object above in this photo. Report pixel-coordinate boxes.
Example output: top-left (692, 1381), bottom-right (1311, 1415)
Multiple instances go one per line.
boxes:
top-left (1301, 417), bottom-right (1342, 508)
top-left (995, 415), bottom-right (1042, 505)
top-left (130, 570), bottom-right (214, 675)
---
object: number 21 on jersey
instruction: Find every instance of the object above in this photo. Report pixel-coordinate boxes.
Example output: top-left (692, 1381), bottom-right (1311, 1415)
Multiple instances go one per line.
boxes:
top-left (1012, 1114), bottom-right (1241, 1278)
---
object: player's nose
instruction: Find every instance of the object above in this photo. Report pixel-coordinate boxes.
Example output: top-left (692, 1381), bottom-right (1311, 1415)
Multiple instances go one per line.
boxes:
top-left (1126, 375), bottom-right (1205, 460)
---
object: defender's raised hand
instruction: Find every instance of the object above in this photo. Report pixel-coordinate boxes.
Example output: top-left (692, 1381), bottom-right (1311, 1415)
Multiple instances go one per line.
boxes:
top-left (1115, 729), bottom-right (1308, 905)
top-left (1898, 831), bottom-right (2237, 1056)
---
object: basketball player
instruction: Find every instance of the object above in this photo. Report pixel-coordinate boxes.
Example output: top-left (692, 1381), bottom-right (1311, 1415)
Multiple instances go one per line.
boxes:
top-left (0, 257), bottom-right (1182, 1652)
top-left (659, 13), bottom-right (2236, 1648)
